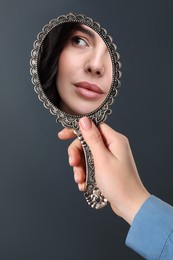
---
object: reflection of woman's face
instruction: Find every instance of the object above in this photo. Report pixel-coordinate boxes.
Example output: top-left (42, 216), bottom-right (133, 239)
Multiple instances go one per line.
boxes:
top-left (56, 24), bottom-right (112, 114)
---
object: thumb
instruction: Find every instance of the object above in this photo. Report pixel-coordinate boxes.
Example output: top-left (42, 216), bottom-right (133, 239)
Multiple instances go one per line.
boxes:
top-left (79, 117), bottom-right (108, 163)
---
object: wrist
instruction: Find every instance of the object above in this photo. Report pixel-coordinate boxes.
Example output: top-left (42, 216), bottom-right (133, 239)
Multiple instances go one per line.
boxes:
top-left (119, 189), bottom-right (150, 225)
top-left (123, 190), bottom-right (150, 225)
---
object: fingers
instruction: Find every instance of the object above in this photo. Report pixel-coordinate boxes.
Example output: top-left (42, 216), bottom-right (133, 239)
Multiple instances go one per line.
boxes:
top-left (73, 166), bottom-right (86, 183)
top-left (58, 117), bottom-right (129, 194)
top-left (79, 117), bottom-right (110, 163)
top-left (58, 128), bottom-right (86, 192)
top-left (68, 138), bottom-right (83, 166)
top-left (79, 117), bottom-right (130, 161)
top-left (98, 123), bottom-right (130, 159)
top-left (58, 128), bottom-right (76, 140)
top-left (68, 138), bottom-right (86, 191)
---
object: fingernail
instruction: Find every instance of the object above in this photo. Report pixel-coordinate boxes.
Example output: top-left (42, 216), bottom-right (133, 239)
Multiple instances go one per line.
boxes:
top-left (74, 174), bottom-right (79, 183)
top-left (79, 117), bottom-right (92, 131)
top-left (69, 156), bottom-right (73, 166)
top-left (58, 130), bottom-right (62, 138)
top-left (78, 183), bottom-right (86, 192)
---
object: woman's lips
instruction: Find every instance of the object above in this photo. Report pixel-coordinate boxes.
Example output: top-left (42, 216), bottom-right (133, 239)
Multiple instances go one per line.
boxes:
top-left (74, 82), bottom-right (104, 99)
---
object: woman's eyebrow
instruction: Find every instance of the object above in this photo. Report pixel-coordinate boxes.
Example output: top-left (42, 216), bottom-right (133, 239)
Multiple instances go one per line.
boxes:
top-left (75, 25), bottom-right (95, 39)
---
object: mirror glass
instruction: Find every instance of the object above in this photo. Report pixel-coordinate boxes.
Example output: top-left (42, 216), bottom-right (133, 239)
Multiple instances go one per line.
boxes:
top-left (37, 22), bottom-right (112, 115)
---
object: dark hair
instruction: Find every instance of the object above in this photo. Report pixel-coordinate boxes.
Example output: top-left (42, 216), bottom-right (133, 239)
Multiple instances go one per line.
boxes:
top-left (38, 22), bottom-right (80, 107)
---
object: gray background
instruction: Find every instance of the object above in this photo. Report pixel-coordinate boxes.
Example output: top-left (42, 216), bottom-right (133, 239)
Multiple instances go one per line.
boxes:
top-left (1, 0), bottom-right (173, 259)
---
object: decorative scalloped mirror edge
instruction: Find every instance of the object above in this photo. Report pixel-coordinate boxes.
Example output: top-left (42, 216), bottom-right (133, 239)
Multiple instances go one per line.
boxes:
top-left (30, 13), bottom-right (121, 130)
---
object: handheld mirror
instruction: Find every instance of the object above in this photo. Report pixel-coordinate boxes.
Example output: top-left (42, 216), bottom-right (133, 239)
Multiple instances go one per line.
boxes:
top-left (30, 13), bottom-right (121, 209)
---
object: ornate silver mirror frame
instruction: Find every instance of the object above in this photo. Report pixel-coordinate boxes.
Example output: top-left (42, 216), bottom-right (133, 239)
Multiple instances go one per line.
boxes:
top-left (30, 13), bottom-right (121, 209)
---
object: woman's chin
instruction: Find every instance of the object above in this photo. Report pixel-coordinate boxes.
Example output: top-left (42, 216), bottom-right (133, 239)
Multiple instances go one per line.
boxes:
top-left (59, 100), bottom-right (103, 115)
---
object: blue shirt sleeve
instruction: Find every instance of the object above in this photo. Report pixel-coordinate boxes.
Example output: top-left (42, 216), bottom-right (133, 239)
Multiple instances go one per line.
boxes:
top-left (125, 195), bottom-right (173, 259)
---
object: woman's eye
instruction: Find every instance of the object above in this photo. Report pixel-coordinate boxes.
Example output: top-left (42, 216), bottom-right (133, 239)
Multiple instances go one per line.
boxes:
top-left (72, 36), bottom-right (88, 47)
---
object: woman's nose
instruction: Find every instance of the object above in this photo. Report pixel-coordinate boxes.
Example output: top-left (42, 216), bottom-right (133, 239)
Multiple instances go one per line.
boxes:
top-left (84, 52), bottom-right (105, 77)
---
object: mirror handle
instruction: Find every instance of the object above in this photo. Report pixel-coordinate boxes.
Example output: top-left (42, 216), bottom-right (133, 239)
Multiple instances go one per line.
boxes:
top-left (74, 130), bottom-right (108, 209)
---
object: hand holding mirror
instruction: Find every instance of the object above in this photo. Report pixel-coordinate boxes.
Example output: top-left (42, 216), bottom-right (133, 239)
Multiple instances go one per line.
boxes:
top-left (30, 13), bottom-right (121, 209)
